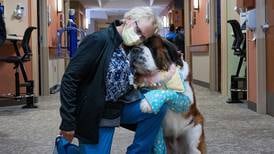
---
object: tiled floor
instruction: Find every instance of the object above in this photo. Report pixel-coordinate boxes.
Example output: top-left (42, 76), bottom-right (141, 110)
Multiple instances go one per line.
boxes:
top-left (0, 85), bottom-right (273, 154)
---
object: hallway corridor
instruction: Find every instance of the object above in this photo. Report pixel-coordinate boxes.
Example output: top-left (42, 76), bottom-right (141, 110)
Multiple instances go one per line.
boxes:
top-left (192, 86), bottom-right (274, 153)
top-left (0, 85), bottom-right (273, 154)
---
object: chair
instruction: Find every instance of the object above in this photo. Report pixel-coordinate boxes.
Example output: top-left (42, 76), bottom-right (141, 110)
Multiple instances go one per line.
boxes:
top-left (227, 20), bottom-right (247, 103)
top-left (0, 26), bottom-right (37, 108)
top-left (227, 20), bottom-right (245, 56)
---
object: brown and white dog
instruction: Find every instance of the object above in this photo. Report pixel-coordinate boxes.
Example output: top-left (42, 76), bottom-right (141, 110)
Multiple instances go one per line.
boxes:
top-left (129, 35), bottom-right (206, 154)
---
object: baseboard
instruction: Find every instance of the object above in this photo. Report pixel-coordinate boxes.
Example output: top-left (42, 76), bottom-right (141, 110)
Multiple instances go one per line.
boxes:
top-left (0, 96), bottom-right (38, 107)
top-left (193, 79), bottom-right (210, 88)
top-left (247, 100), bottom-right (257, 112)
top-left (267, 92), bottom-right (274, 116)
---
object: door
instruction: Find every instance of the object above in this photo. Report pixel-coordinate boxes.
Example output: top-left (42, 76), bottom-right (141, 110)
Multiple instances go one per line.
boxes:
top-left (266, 0), bottom-right (274, 116)
top-left (217, 0), bottom-right (221, 92)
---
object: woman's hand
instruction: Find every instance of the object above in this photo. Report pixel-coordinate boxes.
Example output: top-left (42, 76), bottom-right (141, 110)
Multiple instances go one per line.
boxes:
top-left (60, 130), bottom-right (75, 143)
top-left (140, 99), bottom-right (152, 113)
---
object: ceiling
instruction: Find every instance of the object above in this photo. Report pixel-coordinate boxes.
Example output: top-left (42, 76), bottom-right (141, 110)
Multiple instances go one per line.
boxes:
top-left (71, 0), bottom-right (174, 19)
top-left (74, 0), bottom-right (172, 9)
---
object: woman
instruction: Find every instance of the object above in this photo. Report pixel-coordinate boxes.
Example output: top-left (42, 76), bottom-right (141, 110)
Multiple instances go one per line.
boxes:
top-left (59, 7), bottom-right (173, 153)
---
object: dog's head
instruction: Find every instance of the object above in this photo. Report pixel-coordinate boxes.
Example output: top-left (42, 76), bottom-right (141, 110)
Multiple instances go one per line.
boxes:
top-left (129, 35), bottom-right (183, 75)
top-left (144, 35), bottom-right (173, 71)
top-left (128, 45), bottom-right (158, 74)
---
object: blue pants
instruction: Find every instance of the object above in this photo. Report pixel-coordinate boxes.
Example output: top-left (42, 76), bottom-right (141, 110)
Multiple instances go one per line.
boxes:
top-left (79, 100), bottom-right (167, 154)
top-left (79, 127), bottom-right (115, 154)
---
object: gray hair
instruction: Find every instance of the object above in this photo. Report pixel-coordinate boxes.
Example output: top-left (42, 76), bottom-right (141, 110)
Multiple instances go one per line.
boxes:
top-left (124, 6), bottom-right (162, 33)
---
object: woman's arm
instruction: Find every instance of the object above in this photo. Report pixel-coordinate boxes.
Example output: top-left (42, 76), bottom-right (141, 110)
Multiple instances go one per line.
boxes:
top-left (59, 34), bottom-right (105, 131)
top-left (141, 89), bottom-right (191, 113)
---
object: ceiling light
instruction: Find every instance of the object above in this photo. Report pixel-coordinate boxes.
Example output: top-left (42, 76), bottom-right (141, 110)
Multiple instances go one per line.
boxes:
top-left (194, 0), bottom-right (199, 10)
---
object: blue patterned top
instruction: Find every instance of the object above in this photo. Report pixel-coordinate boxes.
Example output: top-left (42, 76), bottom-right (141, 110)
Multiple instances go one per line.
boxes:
top-left (105, 48), bottom-right (133, 102)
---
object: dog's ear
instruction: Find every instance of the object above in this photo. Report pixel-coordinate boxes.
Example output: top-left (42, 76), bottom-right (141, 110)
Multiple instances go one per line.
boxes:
top-left (143, 36), bottom-right (154, 49)
top-left (154, 48), bottom-right (171, 71)
top-left (144, 34), bottom-right (163, 49)
top-left (163, 39), bottom-right (184, 67)
top-left (145, 35), bottom-right (173, 71)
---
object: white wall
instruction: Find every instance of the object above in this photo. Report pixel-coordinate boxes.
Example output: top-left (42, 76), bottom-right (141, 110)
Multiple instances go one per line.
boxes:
top-left (3, 0), bottom-right (29, 36)
top-left (192, 54), bottom-right (210, 83)
top-left (48, 59), bottom-right (65, 89)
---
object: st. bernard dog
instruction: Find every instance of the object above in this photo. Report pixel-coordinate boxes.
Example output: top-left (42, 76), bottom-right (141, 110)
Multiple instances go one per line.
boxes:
top-left (129, 35), bottom-right (206, 154)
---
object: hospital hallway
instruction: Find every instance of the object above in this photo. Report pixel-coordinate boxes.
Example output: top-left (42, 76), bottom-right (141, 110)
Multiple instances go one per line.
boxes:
top-left (0, 85), bottom-right (273, 154)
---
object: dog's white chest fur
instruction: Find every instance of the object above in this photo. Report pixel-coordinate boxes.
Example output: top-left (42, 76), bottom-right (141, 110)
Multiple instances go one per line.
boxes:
top-left (163, 111), bottom-right (203, 154)
top-left (161, 61), bottom-right (194, 137)
top-left (163, 110), bottom-right (193, 137)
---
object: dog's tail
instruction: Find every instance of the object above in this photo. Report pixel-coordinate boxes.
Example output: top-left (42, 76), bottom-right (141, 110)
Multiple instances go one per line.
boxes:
top-left (198, 125), bottom-right (206, 154)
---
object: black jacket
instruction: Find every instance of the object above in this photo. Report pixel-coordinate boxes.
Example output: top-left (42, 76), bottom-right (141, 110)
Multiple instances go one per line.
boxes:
top-left (59, 22), bottom-right (124, 144)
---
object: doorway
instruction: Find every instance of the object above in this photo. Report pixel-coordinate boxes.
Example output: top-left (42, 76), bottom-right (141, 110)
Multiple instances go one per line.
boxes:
top-left (38, 0), bottom-right (49, 96)
top-left (266, 0), bottom-right (274, 116)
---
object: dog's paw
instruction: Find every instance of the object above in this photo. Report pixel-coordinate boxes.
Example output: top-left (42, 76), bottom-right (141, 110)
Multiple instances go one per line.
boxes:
top-left (140, 99), bottom-right (152, 113)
